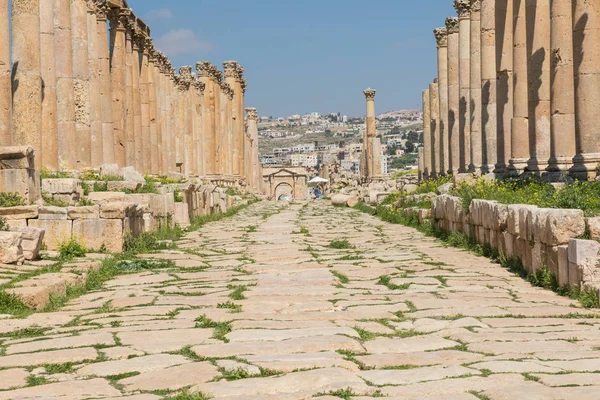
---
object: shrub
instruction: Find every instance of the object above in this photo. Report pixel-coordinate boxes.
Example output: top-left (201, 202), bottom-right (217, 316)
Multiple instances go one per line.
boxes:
top-left (42, 195), bottom-right (69, 208)
top-left (58, 236), bottom-right (87, 260)
top-left (415, 175), bottom-right (453, 195)
top-left (0, 216), bottom-right (9, 231)
top-left (174, 191), bottom-right (184, 203)
top-left (0, 192), bottom-right (26, 208)
top-left (40, 169), bottom-right (71, 180)
top-left (328, 239), bottom-right (353, 249)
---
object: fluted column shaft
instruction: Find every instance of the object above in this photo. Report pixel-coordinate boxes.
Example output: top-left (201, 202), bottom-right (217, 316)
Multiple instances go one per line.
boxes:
top-left (140, 39), bottom-right (150, 173)
top-left (446, 17), bottom-right (459, 174)
top-left (430, 81), bottom-right (440, 177)
top-left (131, 33), bottom-right (142, 171)
top-left (12, 0), bottom-right (43, 167)
top-left (87, 4), bottom-right (102, 167)
top-left (571, 0), bottom-right (600, 179)
top-left (510, 0), bottom-right (530, 172)
top-left (495, 0), bottom-right (513, 173)
top-left (435, 28), bottom-right (449, 175)
top-left (423, 89), bottom-right (431, 179)
top-left (40, 0), bottom-right (58, 169)
top-left (481, 0), bottom-right (497, 173)
top-left (0, 0), bottom-right (10, 146)
top-left (124, 22), bottom-right (135, 166)
top-left (456, 1), bottom-right (471, 172)
top-left (469, 0), bottom-right (482, 172)
top-left (547, 0), bottom-right (576, 174)
top-left (526, 0), bottom-right (551, 172)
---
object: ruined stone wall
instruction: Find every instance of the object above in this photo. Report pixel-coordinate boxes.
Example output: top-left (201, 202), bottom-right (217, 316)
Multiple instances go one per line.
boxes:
top-left (0, 0), bottom-right (262, 191)
top-left (420, 0), bottom-right (600, 182)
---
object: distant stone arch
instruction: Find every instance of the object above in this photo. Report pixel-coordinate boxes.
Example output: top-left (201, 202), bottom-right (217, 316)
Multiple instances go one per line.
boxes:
top-left (274, 182), bottom-right (293, 201)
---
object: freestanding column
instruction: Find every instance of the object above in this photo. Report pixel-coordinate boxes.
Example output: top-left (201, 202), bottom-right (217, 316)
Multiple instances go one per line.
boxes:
top-left (480, 0), bottom-right (497, 173)
top-left (223, 62), bottom-right (239, 176)
top-left (87, 2), bottom-right (102, 167)
top-left (434, 28), bottom-right (449, 175)
top-left (148, 43), bottom-right (159, 175)
top-left (140, 36), bottom-right (151, 173)
top-left (72, 0), bottom-right (91, 168)
top-left (526, 0), bottom-right (551, 173)
top-left (418, 147), bottom-right (424, 181)
top-left (446, 17), bottom-right (459, 174)
top-left (198, 62), bottom-right (215, 175)
top-left (237, 69), bottom-right (248, 182)
top-left (364, 88), bottom-right (377, 181)
top-left (495, 0), bottom-right (513, 173)
top-left (455, 0), bottom-right (471, 173)
top-left (214, 70), bottom-right (223, 175)
top-left (430, 81), bottom-right (440, 177)
top-left (247, 108), bottom-right (260, 190)
top-left (12, 0), bottom-right (43, 167)
top-left (95, 1), bottom-right (114, 165)
top-left (131, 28), bottom-right (143, 171)
top-left (469, 0), bottom-right (482, 172)
top-left (422, 89), bottom-right (431, 179)
top-left (547, 0), bottom-right (576, 176)
top-left (572, 0), bottom-right (600, 179)
top-left (509, 0), bottom-right (530, 173)
top-left (40, 0), bottom-right (58, 169)
top-left (0, 0), bottom-right (10, 146)
top-left (109, 8), bottom-right (128, 167)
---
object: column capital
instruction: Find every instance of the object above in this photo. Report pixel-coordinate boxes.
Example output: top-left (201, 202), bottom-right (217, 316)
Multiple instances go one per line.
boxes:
top-left (143, 37), bottom-right (153, 56)
top-left (240, 78), bottom-right (247, 94)
top-left (434, 27), bottom-right (448, 48)
top-left (470, 0), bottom-right (481, 12)
top-left (192, 80), bottom-right (206, 93)
top-left (213, 70), bottom-right (223, 84)
top-left (363, 88), bottom-right (376, 101)
top-left (223, 61), bottom-right (239, 78)
top-left (177, 66), bottom-right (193, 91)
top-left (109, 8), bottom-right (131, 31)
top-left (235, 64), bottom-right (245, 83)
top-left (196, 61), bottom-right (218, 80)
top-left (453, 0), bottom-right (471, 18)
top-left (86, 0), bottom-right (97, 15)
top-left (221, 82), bottom-right (234, 99)
top-left (445, 16), bottom-right (459, 34)
top-left (246, 108), bottom-right (258, 120)
top-left (94, 0), bottom-right (109, 20)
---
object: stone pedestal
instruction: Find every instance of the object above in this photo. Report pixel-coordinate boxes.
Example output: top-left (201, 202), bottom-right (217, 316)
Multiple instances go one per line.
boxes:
top-left (446, 17), bottom-right (460, 175)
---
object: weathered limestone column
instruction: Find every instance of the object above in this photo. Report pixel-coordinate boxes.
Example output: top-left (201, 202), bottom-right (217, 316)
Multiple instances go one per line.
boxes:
top-left (480, 0), bottom-right (497, 173)
top-left (220, 83), bottom-right (233, 176)
top-left (418, 147), bottom-right (424, 181)
top-left (454, 0), bottom-right (471, 172)
top-left (434, 28), bottom-right (449, 175)
top-left (40, 0), bottom-right (58, 169)
top-left (364, 88), bottom-right (377, 181)
top-left (247, 108), bottom-right (260, 190)
top-left (430, 81), bottom-right (440, 177)
top-left (183, 68), bottom-right (194, 175)
top-left (71, 0), bottom-right (91, 168)
top-left (131, 26), bottom-right (143, 171)
top-left (547, 0), bottom-right (576, 175)
top-left (213, 70), bottom-right (223, 175)
top-left (0, 0), bottom-right (10, 146)
top-left (192, 80), bottom-right (205, 176)
top-left (87, 2), bottom-right (102, 167)
top-left (109, 8), bottom-right (129, 167)
top-left (223, 62), bottom-right (239, 177)
top-left (147, 42), bottom-right (159, 174)
top-left (12, 0), bottom-right (43, 167)
top-left (198, 62), bottom-right (215, 175)
top-left (495, 0), bottom-right (513, 173)
top-left (469, 0), bottom-right (482, 172)
top-left (422, 89), bottom-right (431, 179)
top-left (124, 17), bottom-right (134, 167)
top-left (140, 35), bottom-right (151, 173)
top-left (446, 17), bottom-right (460, 174)
top-left (509, 0), bottom-right (530, 173)
top-left (526, 0), bottom-right (551, 172)
top-left (95, 1), bottom-right (114, 164)
top-left (237, 69), bottom-right (248, 182)
top-left (572, 0), bottom-right (600, 179)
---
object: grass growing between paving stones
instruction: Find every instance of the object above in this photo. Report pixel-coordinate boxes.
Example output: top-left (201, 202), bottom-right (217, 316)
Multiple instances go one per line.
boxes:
top-left (328, 239), bottom-right (354, 249)
top-left (331, 270), bottom-right (350, 284)
top-left (164, 389), bottom-right (212, 400)
top-left (377, 275), bottom-right (410, 290)
top-left (195, 315), bottom-right (232, 341)
top-left (355, 202), bottom-right (600, 309)
top-left (227, 285), bottom-right (248, 300)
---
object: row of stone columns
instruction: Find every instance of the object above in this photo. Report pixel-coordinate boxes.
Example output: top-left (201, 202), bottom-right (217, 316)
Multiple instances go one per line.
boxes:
top-left (0, 0), bottom-right (261, 189)
top-left (420, 0), bottom-right (600, 181)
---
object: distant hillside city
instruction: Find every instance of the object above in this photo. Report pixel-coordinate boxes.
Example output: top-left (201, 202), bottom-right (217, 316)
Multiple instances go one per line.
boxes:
top-left (257, 110), bottom-right (424, 175)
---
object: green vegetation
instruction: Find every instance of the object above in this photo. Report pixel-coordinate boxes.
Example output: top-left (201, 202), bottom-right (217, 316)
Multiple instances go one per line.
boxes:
top-left (174, 191), bottom-right (184, 203)
top-left (58, 236), bottom-right (87, 261)
top-left (389, 153), bottom-right (418, 170)
top-left (0, 192), bottom-right (26, 208)
top-left (164, 389), bottom-right (212, 400)
top-left (195, 315), bottom-right (232, 342)
top-left (40, 169), bottom-right (71, 180)
top-left (331, 270), bottom-right (350, 284)
top-left (0, 216), bottom-right (8, 231)
top-left (328, 239), bottom-right (353, 249)
top-left (228, 285), bottom-right (248, 300)
top-left (146, 175), bottom-right (184, 185)
top-left (42, 194), bottom-right (69, 207)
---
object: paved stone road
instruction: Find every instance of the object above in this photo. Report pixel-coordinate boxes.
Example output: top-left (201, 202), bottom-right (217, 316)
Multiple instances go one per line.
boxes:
top-left (2, 201), bottom-right (600, 399)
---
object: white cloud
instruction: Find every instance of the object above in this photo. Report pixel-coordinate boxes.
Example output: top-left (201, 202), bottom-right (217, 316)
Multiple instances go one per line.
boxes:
top-left (144, 8), bottom-right (174, 21)
top-left (155, 29), bottom-right (214, 57)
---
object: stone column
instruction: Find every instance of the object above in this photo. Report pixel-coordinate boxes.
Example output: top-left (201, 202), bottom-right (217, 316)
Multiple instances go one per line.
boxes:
top-left (364, 88), bottom-right (377, 181)
top-left (181, 67), bottom-right (193, 175)
top-left (434, 28), bottom-right (449, 175)
top-left (422, 89), bottom-right (431, 179)
top-left (223, 62), bottom-right (239, 177)
top-left (140, 36), bottom-right (151, 174)
top-left (480, 0), bottom-right (497, 173)
top-left (446, 17), bottom-right (460, 174)
top-left (546, 0), bottom-right (576, 176)
top-left (95, 1), bottom-right (113, 165)
top-left (221, 84), bottom-right (233, 176)
top-left (455, 0), bottom-right (471, 173)
top-left (131, 26), bottom-right (143, 172)
top-left (237, 68), bottom-right (247, 182)
top-left (418, 146), bottom-right (424, 181)
top-left (469, 0), bottom-right (482, 172)
top-left (526, 0), bottom-right (551, 173)
top-left (71, 0), bottom-right (91, 168)
top-left (0, 0), bottom-right (10, 146)
top-left (572, 0), bottom-right (600, 179)
top-left (123, 17), bottom-right (134, 167)
top-left (495, 0), bottom-right (513, 173)
top-left (509, 0), bottom-right (530, 173)
top-left (246, 108), bottom-right (257, 188)
top-left (109, 9), bottom-right (129, 167)
top-left (87, 2), bottom-right (102, 168)
top-left (40, 0), bottom-right (58, 169)
top-left (213, 70), bottom-right (223, 175)
top-left (192, 80), bottom-right (205, 176)
top-left (430, 81), bottom-right (440, 177)
top-left (12, 0), bottom-right (43, 167)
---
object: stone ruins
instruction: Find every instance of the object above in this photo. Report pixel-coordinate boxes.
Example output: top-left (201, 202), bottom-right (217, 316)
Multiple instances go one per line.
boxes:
top-left (361, 88), bottom-right (383, 182)
top-left (420, 0), bottom-right (600, 181)
top-left (1, 0), bottom-right (262, 190)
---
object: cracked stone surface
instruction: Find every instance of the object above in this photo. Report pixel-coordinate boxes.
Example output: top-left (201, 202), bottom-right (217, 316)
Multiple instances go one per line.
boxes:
top-left (1, 201), bottom-right (600, 399)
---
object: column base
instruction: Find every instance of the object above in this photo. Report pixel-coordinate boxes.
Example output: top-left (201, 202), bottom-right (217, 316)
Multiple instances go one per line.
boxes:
top-left (507, 158), bottom-right (529, 176)
top-left (571, 153), bottom-right (600, 181)
top-left (493, 163), bottom-right (507, 175)
top-left (544, 156), bottom-right (574, 182)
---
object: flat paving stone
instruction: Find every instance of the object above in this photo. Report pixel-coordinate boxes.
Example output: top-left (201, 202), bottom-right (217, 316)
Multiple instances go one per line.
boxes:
top-left (119, 362), bottom-right (219, 391)
top-left (76, 354), bottom-right (190, 377)
top-left (0, 378), bottom-right (120, 400)
top-left (0, 368), bottom-right (29, 390)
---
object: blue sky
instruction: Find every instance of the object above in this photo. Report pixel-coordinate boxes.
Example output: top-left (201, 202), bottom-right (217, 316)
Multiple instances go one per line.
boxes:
top-left (129, 0), bottom-right (456, 117)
